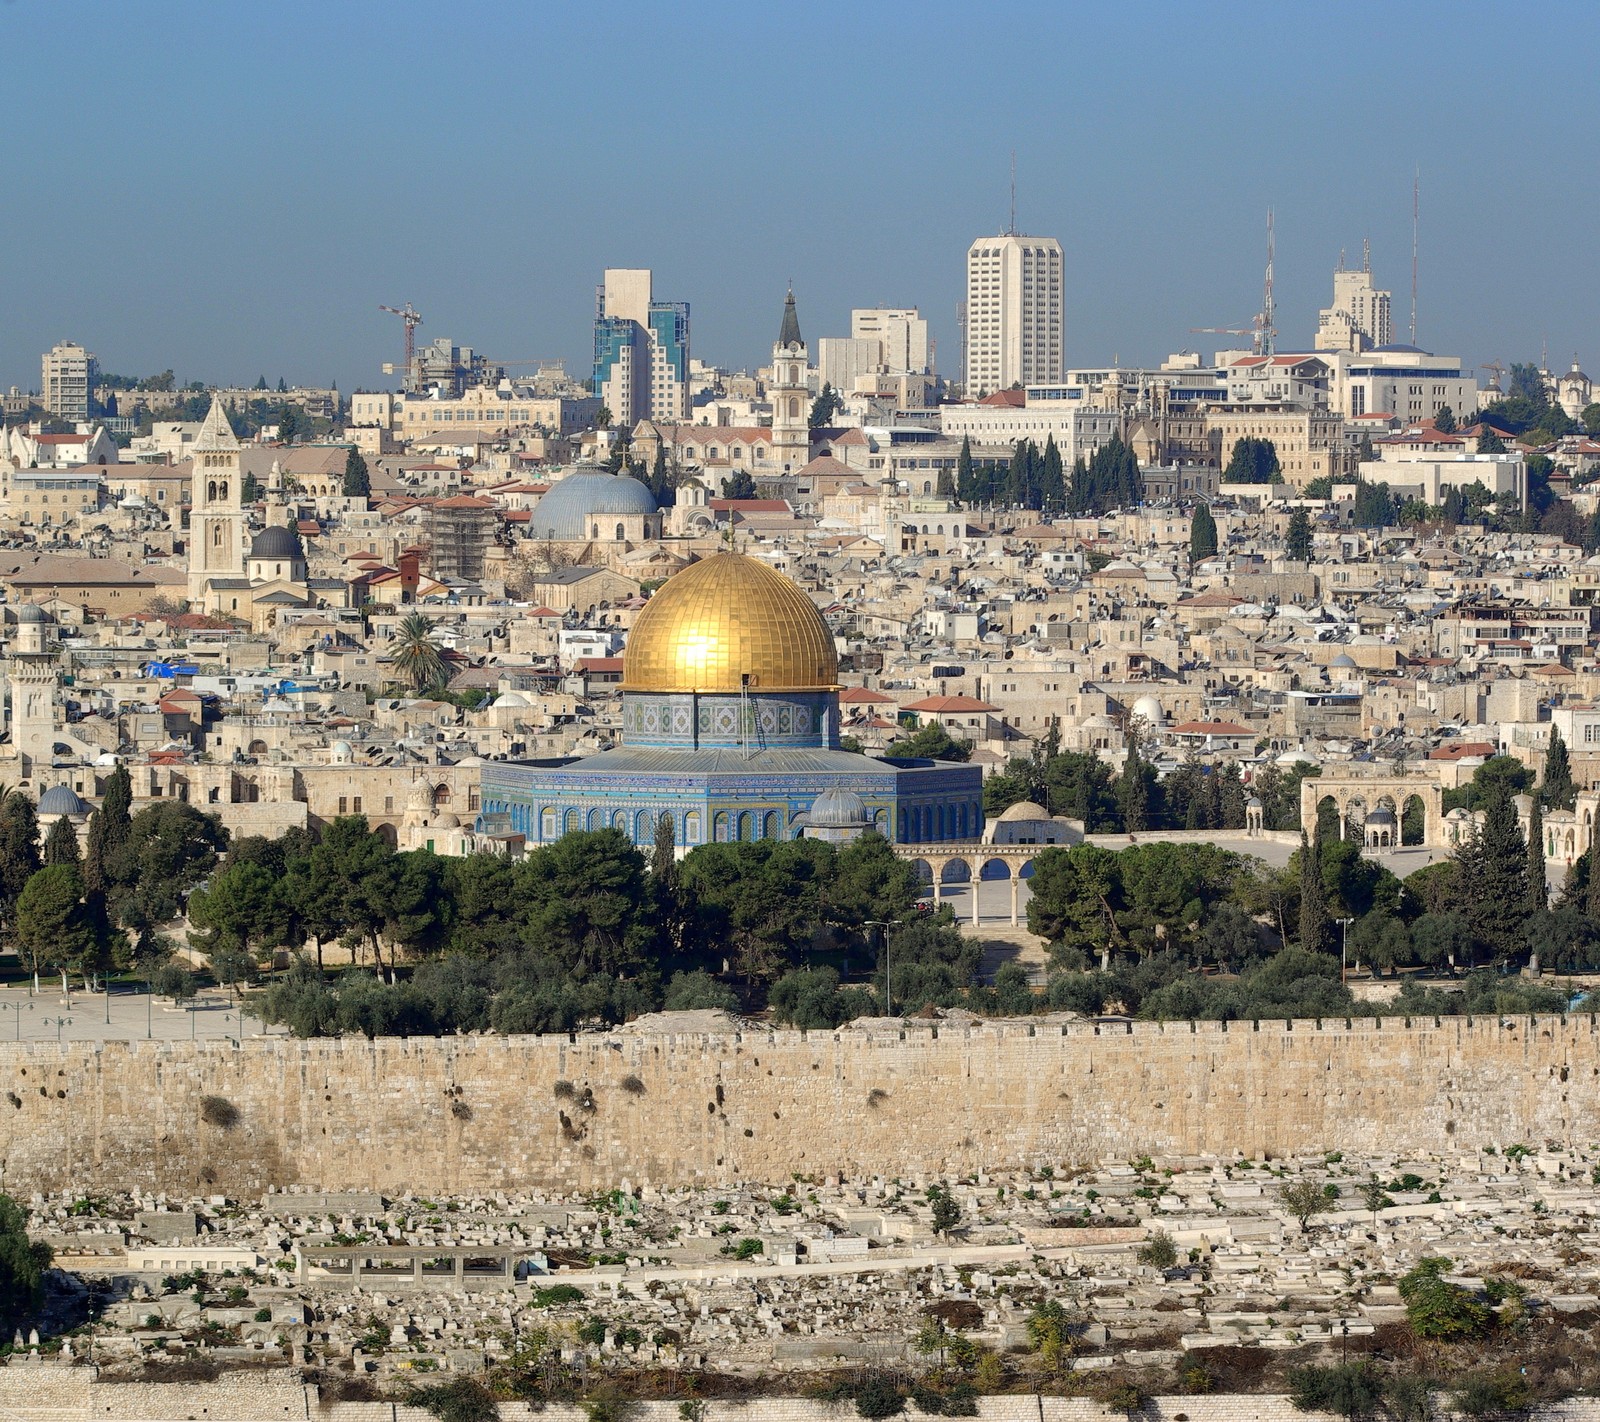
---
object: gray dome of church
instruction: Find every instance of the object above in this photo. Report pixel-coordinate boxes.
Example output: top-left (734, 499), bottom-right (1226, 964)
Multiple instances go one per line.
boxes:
top-left (250, 525), bottom-right (303, 559)
top-left (16, 604), bottom-right (47, 624)
top-left (527, 467), bottom-right (658, 541)
top-left (37, 785), bottom-right (87, 817)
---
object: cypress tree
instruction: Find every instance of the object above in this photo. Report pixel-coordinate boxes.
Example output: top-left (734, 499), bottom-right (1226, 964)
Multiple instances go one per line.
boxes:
top-left (1039, 435), bottom-right (1064, 512)
top-left (1299, 825), bottom-right (1333, 955)
top-left (1003, 441), bottom-right (1030, 508)
top-left (342, 448), bottom-right (370, 498)
top-left (1117, 727), bottom-right (1149, 833)
top-left (42, 815), bottom-right (79, 867)
top-left (1189, 504), bottom-right (1218, 560)
top-left (85, 766), bottom-right (132, 898)
top-left (1467, 788), bottom-right (1529, 965)
top-left (0, 793), bottom-right (41, 925)
top-left (1286, 508), bottom-right (1314, 561)
top-left (1543, 726), bottom-right (1575, 809)
top-left (1527, 798), bottom-right (1547, 918)
top-left (1585, 842), bottom-right (1600, 925)
top-left (955, 435), bottom-right (974, 505)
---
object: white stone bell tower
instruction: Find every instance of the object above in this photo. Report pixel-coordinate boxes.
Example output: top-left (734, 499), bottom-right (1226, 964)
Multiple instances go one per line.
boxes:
top-left (187, 397), bottom-right (246, 607)
top-left (770, 290), bottom-right (811, 473)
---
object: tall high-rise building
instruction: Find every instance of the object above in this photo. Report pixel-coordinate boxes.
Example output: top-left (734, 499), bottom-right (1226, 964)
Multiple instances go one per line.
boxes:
top-left (593, 269), bottom-right (690, 427)
top-left (1316, 253), bottom-right (1393, 353)
top-left (40, 340), bottom-right (97, 423)
top-left (962, 235), bottom-right (1064, 397)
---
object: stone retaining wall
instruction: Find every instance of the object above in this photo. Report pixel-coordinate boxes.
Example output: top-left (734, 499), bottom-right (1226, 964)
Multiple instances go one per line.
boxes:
top-left (0, 1014), bottom-right (1590, 1197)
top-left (0, 1372), bottom-right (1591, 1422)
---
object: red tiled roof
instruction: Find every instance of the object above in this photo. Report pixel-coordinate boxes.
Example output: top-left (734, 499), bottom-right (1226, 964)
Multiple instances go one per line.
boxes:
top-left (839, 687), bottom-right (894, 703)
top-left (1170, 720), bottom-right (1252, 736)
top-left (1428, 742), bottom-right (1496, 761)
top-left (903, 694), bottom-right (999, 713)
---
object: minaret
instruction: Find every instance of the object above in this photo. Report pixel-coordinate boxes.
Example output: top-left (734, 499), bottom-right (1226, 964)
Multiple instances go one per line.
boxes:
top-left (187, 397), bottom-right (246, 607)
top-left (7, 606), bottom-right (57, 787)
top-left (770, 290), bottom-right (811, 473)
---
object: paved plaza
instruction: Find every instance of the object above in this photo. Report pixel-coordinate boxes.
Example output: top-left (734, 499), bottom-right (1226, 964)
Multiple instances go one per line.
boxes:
top-left (0, 982), bottom-right (282, 1046)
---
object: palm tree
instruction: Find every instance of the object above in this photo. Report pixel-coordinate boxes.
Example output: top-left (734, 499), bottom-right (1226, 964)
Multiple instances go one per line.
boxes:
top-left (389, 612), bottom-right (447, 694)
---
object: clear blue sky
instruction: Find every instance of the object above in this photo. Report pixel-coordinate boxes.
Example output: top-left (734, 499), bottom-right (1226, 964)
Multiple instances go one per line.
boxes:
top-left (7, 1), bottom-right (1598, 395)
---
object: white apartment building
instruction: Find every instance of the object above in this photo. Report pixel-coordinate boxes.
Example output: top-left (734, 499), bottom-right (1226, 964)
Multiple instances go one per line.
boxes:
top-left (963, 234), bottom-right (1064, 397)
top-left (816, 338), bottom-right (881, 394)
top-left (940, 393), bottom-right (1121, 467)
top-left (41, 341), bottom-right (97, 423)
top-left (1357, 451), bottom-right (1527, 511)
top-left (852, 308), bottom-right (929, 373)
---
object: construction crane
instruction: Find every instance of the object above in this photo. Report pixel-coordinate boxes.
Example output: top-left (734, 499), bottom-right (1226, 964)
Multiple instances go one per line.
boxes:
top-left (1191, 211), bottom-right (1278, 358)
top-left (1479, 360), bottom-right (1507, 392)
top-left (378, 303), bottom-right (424, 373)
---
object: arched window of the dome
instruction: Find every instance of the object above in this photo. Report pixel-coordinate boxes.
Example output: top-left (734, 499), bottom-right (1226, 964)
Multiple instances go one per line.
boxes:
top-left (564, 808), bottom-right (580, 835)
top-left (634, 809), bottom-right (652, 842)
top-left (686, 811), bottom-right (702, 844)
top-left (763, 811), bottom-right (780, 839)
top-left (738, 811), bottom-right (754, 842)
top-left (714, 811), bottom-right (729, 842)
top-left (586, 808), bottom-right (603, 832)
top-left (541, 808), bottom-right (556, 840)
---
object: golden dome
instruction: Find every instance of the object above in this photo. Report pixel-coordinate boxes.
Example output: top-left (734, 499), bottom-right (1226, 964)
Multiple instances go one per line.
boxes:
top-left (622, 553), bottom-right (839, 694)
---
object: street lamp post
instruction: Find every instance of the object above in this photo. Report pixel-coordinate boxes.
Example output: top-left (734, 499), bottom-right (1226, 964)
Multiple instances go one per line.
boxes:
top-left (0, 1002), bottom-right (34, 1041)
top-left (864, 919), bottom-right (905, 1016)
top-left (43, 1016), bottom-right (71, 1044)
top-left (1337, 917), bottom-right (1354, 985)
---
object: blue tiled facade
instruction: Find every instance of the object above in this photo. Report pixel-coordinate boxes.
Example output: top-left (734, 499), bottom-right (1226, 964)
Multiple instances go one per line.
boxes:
top-left (479, 687), bottom-right (982, 850)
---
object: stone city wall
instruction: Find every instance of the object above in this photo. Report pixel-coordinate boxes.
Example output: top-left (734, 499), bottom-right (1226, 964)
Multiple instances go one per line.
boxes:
top-left (0, 1015), bottom-right (1592, 1198)
top-left (0, 1375), bottom-right (1592, 1422)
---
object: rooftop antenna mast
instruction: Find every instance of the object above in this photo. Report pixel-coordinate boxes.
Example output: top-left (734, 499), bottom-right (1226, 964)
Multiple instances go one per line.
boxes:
top-left (1007, 150), bottom-right (1017, 235)
top-left (1259, 208), bottom-right (1277, 357)
top-left (1410, 169), bottom-right (1419, 345)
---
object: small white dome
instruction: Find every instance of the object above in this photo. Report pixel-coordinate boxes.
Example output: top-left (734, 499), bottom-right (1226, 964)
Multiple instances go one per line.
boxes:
top-left (996, 800), bottom-right (1051, 822)
top-left (329, 739), bottom-right (354, 763)
top-left (492, 691), bottom-right (530, 708)
top-left (1132, 695), bottom-right (1166, 726)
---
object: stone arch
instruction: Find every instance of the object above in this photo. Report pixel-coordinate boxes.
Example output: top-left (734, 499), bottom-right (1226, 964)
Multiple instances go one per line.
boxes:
top-left (907, 858), bottom-right (934, 885)
top-left (1315, 793), bottom-right (1341, 840)
top-left (1342, 795), bottom-right (1368, 844)
top-left (939, 859), bottom-right (972, 885)
top-left (246, 738), bottom-right (268, 756)
top-left (979, 857), bottom-right (1012, 881)
top-left (1401, 794), bottom-right (1426, 846)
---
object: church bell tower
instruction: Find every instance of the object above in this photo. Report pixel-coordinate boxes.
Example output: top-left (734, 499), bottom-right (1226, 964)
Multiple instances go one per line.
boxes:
top-left (770, 290), bottom-right (811, 473)
top-left (187, 397), bottom-right (246, 607)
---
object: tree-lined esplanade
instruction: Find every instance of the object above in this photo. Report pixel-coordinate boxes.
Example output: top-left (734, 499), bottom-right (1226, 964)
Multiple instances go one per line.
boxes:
top-left (0, 733), bottom-right (1589, 1039)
